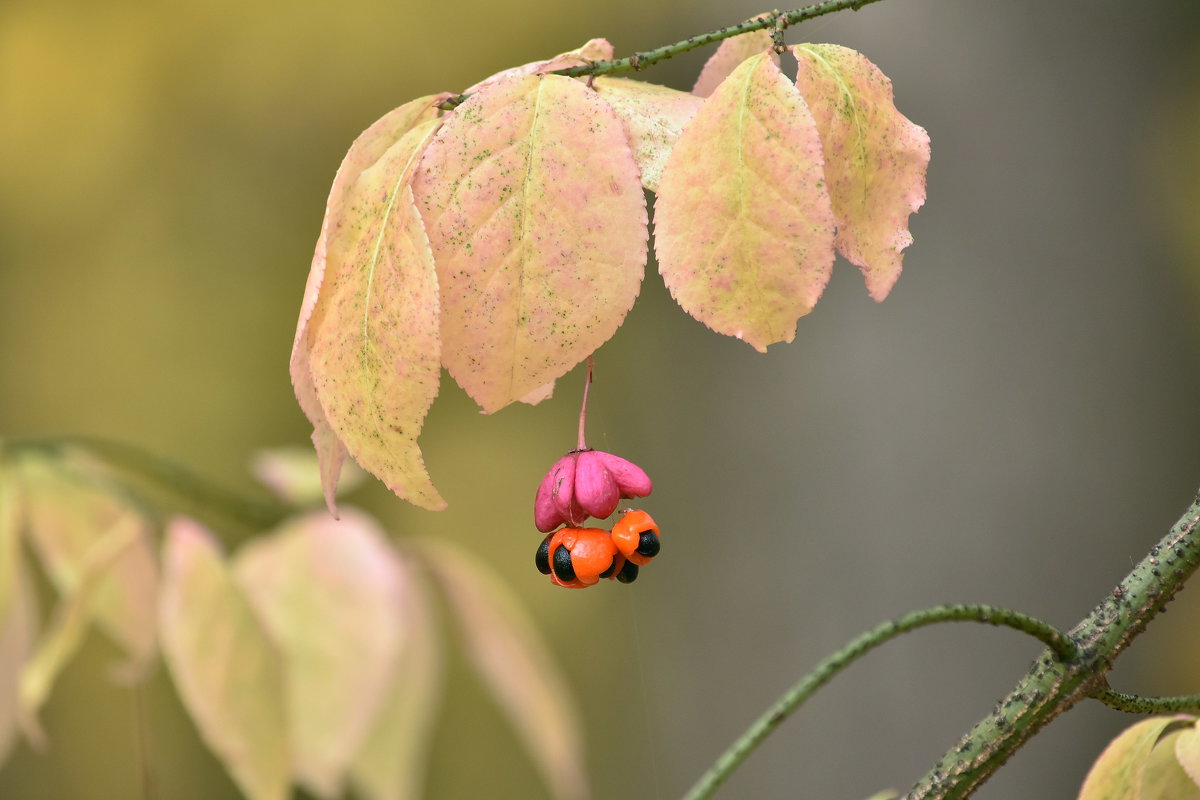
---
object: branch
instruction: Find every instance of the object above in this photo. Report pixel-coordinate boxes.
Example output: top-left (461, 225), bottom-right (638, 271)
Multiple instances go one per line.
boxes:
top-left (439, 0), bottom-right (889, 110)
top-left (681, 604), bottom-right (1075, 800)
top-left (906, 490), bottom-right (1200, 799)
top-left (1093, 686), bottom-right (1200, 715)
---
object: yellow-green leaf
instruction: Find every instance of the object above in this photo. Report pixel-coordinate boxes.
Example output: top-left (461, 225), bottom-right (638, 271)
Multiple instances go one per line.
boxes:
top-left (593, 77), bottom-right (704, 192)
top-left (291, 93), bottom-right (446, 514)
top-left (420, 538), bottom-right (587, 800)
top-left (233, 510), bottom-right (407, 798)
top-left (414, 74), bottom-right (647, 413)
top-left (159, 518), bottom-right (289, 800)
top-left (1079, 716), bottom-right (1191, 800)
top-left (793, 44), bottom-right (930, 301)
top-left (16, 454), bottom-right (158, 671)
top-left (350, 557), bottom-right (441, 800)
top-left (1176, 725), bottom-right (1200, 791)
top-left (0, 566), bottom-right (36, 767)
top-left (692, 25), bottom-right (776, 98)
top-left (306, 118), bottom-right (447, 511)
top-left (655, 53), bottom-right (835, 352)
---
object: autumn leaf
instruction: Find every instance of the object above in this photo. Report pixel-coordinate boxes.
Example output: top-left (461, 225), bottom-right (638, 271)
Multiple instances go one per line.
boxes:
top-left (655, 52), bottom-right (835, 352)
top-left (16, 453), bottom-right (158, 674)
top-left (1078, 716), bottom-right (1196, 800)
top-left (692, 24), bottom-right (777, 98)
top-left (233, 510), bottom-right (408, 798)
top-left (593, 77), bottom-right (704, 192)
top-left (0, 466), bottom-right (19, 625)
top-left (305, 116), bottom-right (447, 511)
top-left (249, 445), bottom-right (366, 506)
top-left (1177, 725), bottom-right (1200, 789)
top-left (159, 518), bottom-right (290, 800)
top-left (793, 44), bottom-right (930, 301)
top-left (350, 558), bottom-right (442, 800)
top-left (413, 74), bottom-right (647, 413)
top-left (465, 39), bottom-right (614, 94)
top-left (0, 567), bottom-right (35, 768)
top-left (291, 93), bottom-right (447, 514)
top-left (419, 538), bottom-right (588, 800)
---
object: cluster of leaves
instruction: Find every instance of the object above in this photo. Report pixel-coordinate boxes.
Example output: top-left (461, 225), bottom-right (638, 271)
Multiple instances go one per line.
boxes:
top-left (0, 445), bottom-right (586, 800)
top-left (1079, 716), bottom-right (1200, 799)
top-left (289, 30), bottom-right (930, 515)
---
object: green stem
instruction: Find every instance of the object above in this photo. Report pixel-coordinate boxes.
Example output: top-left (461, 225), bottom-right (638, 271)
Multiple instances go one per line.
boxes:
top-left (1093, 687), bottom-right (1200, 715)
top-left (681, 605), bottom-right (1076, 800)
top-left (906, 490), bottom-right (1200, 799)
top-left (6, 435), bottom-right (294, 530)
top-left (439, 0), bottom-right (888, 109)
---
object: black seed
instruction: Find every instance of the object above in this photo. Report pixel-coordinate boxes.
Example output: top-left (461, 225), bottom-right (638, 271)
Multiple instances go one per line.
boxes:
top-left (636, 531), bottom-right (660, 558)
top-left (617, 561), bottom-right (640, 584)
top-left (535, 535), bottom-right (552, 575)
top-left (599, 556), bottom-right (618, 579)
top-left (552, 545), bottom-right (576, 582)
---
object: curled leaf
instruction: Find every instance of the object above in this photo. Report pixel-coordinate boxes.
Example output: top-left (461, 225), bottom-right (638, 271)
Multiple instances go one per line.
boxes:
top-left (655, 53), bottom-right (835, 351)
top-left (291, 93), bottom-right (447, 514)
top-left (465, 39), bottom-right (614, 94)
top-left (159, 518), bottom-right (289, 800)
top-left (350, 558), bottom-right (442, 800)
top-left (792, 44), bottom-right (930, 301)
top-left (306, 118), bottom-right (447, 511)
top-left (593, 77), bottom-right (704, 192)
top-left (419, 538), bottom-right (588, 800)
top-left (414, 74), bottom-right (647, 413)
top-left (692, 24), bottom-right (776, 98)
top-left (233, 510), bottom-right (408, 798)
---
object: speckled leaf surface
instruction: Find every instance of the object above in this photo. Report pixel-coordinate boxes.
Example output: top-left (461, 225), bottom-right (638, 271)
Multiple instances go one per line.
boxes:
top-left (413, 74), bottom-right (646, 413)
top-left (159, 519), bottom-right (289, 800)
top-left (421, 539), bottom-right (587, 800)
top-left (464, 39), bottom-right (614, 94)
top-left (291, 94), bottom-right (445, 514)
top-left (655, 53), bottom-right (835, 352)
top-left (593, 77), bottom-right (703, 192)
top-left (234, 511), bottom-right (407, 798)
top-left (306, 119), bottom-right (446, 511)
top-left (692, 26), bottom-right (776, 98)
top-left (793, 44), bottom-right (929, 301)
top-left (1078, 716), bottom-right (1188, 800)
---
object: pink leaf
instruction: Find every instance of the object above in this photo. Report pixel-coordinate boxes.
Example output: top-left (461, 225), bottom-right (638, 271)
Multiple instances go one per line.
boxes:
top-left (159, 519), bottom-right (289, 800)
top-left (291, 93), bottom-right (448, 514)
top-left (592, 77), bottom-right (704, 192)
top-left (419, 538), bottom-right (588, 800)
top-left (413, 74), bottom-right (647, 413)
top-left (792, 44), bottom-right (930, 301)
top-left (692, 26), bottom-right (777, 98)
top-left (305, 118), bottom-right (447, 511)
top-left (464, 39), bottom-right (614, 94)
top-left (233, 510), bottom-right (408, 798)
top-left (655, 53), bottom-right (835, 352)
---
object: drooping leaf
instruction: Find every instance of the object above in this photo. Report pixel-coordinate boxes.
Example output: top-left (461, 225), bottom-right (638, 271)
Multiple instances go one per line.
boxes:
top-left (159, 518), bottom-right (289, 800)
top-left (593, 77), bottom-right (704, 192)
top-left (350, 557), bottom-right (442, 800)
top-left (233, 510), bottom-right (407, 798)
top-left (465, 39), bottom-right (614, 94)
top-left (0, 566), bottom-right (36, 767)
top-left (291, 93), bottom-right (447, 515)
top-left (306, 118), bottom-right (447, 511)
top-left (414, 74), bottom-right (647, 413)
top-left (1176, 725), bottom-right (1200, 791)
top-left (16, 454), bottom-right (158, 672)
top-left (655, 53), bottom-right (835, 352)
top-left (419, 538), bottom-right (587, 800)
top-left (249, 445), bottom-right (366, 506)
top-left (692, 25), bottom-right (776, 98)
top-left (792, 44), bottom-right (930, 301)
top-left (1078, 716), bottom-right (1190, 800)
top-left (18, 510), bottom-right (143, 745)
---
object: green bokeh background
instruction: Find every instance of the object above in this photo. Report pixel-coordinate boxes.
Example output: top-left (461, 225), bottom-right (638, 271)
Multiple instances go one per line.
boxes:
top-left (2, 1), bottom-right (1200, 798)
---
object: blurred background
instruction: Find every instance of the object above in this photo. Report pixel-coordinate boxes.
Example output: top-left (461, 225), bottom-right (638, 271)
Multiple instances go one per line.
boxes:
top-left (3, 0), bottom-right (1200, 798)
